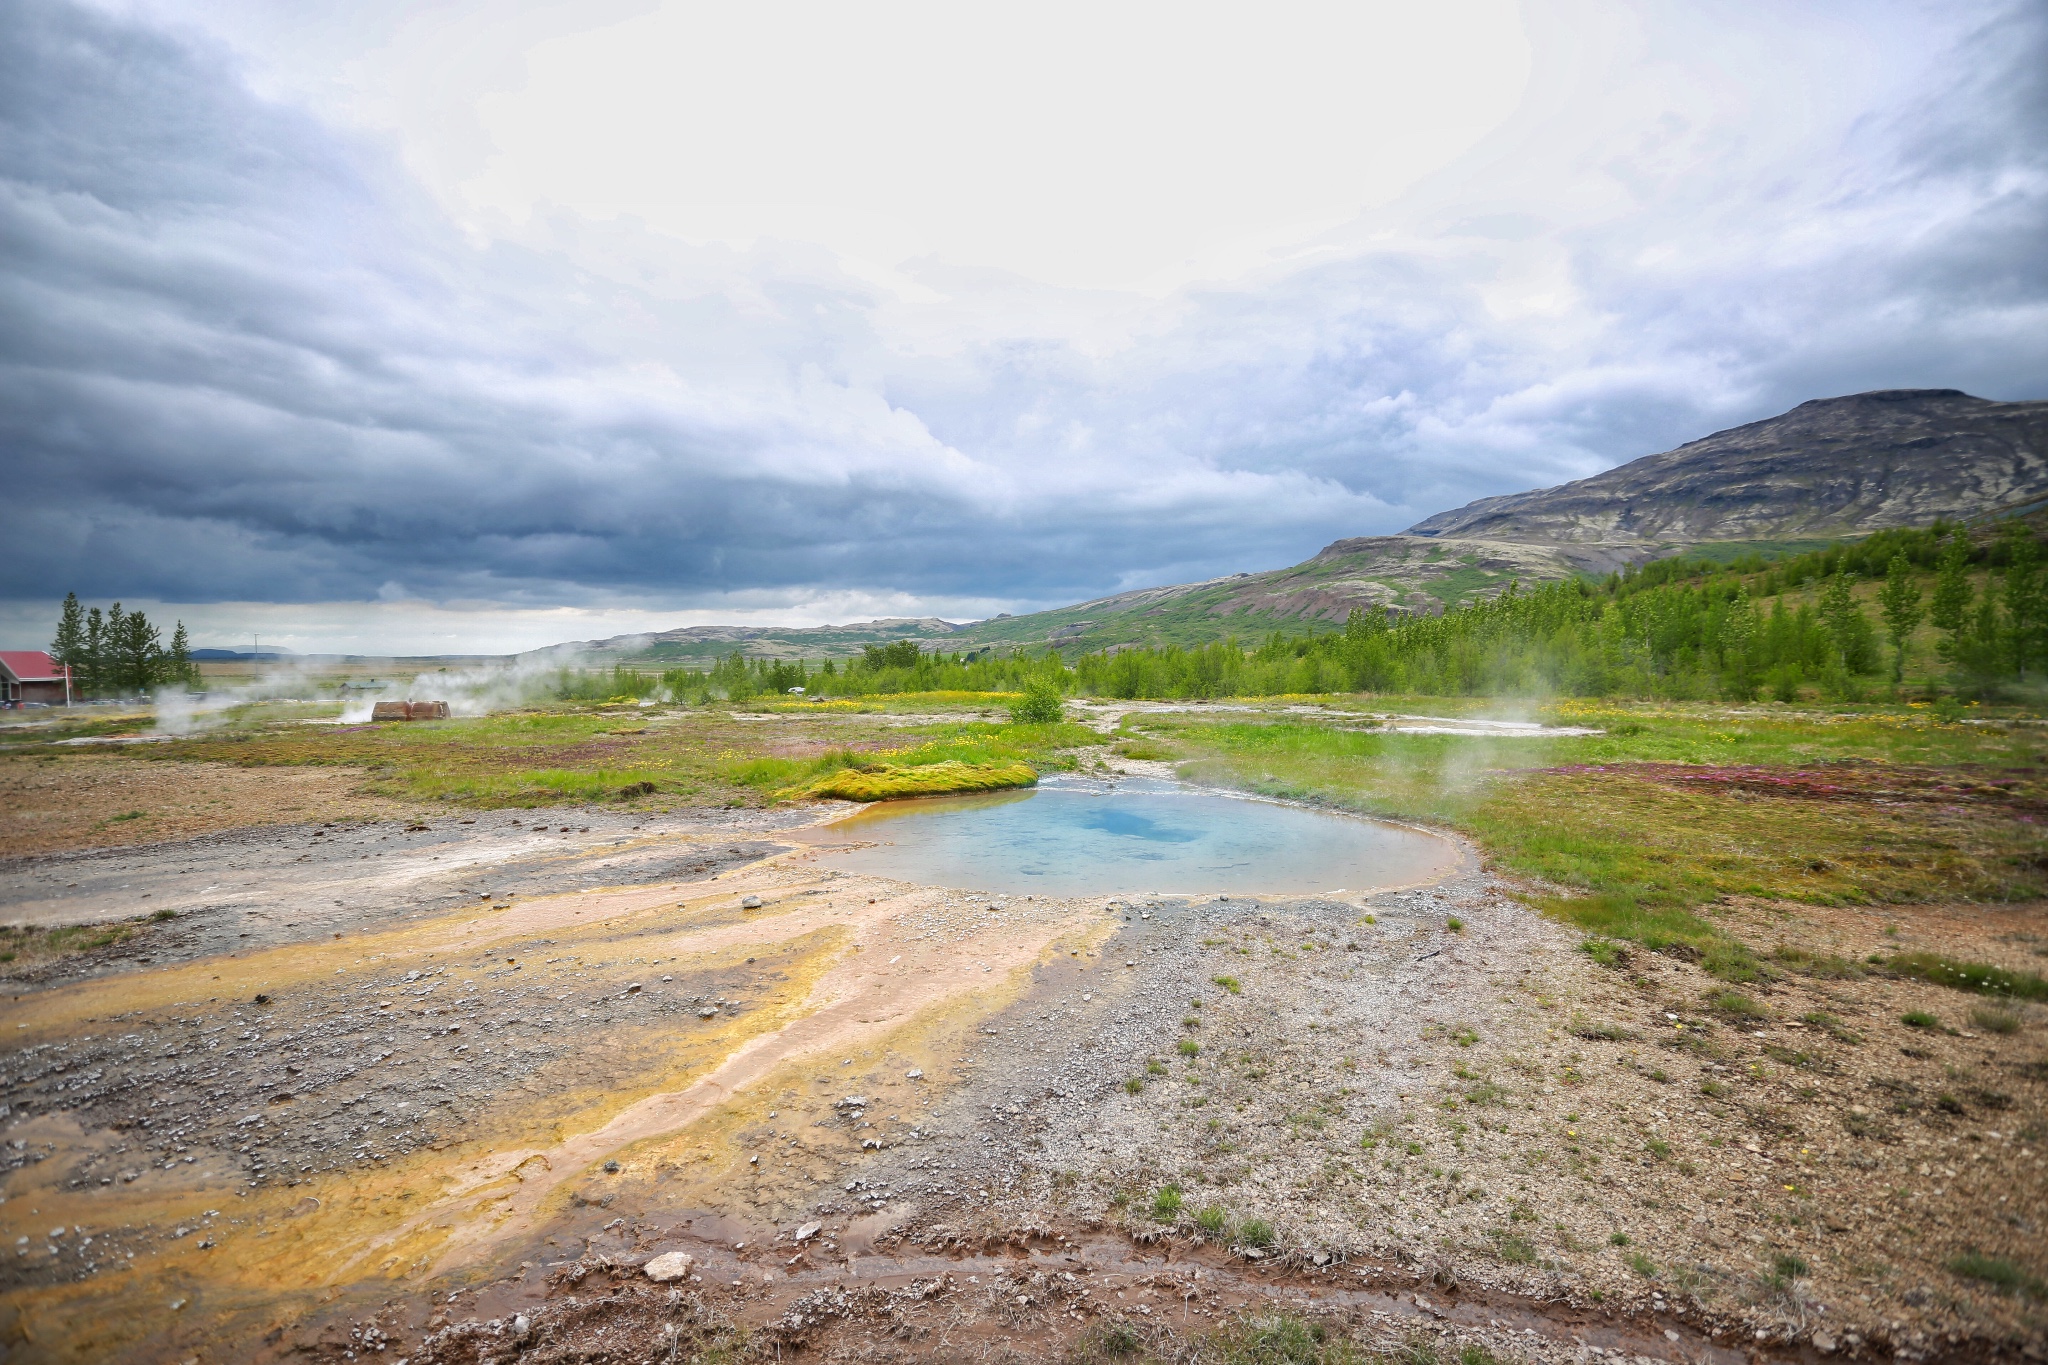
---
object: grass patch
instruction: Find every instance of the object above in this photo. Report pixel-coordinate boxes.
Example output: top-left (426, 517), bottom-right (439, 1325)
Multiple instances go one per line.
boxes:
top-left (1947, 1251), bottom-right (2045, 1298)
top-left (1212, 975), bottom-right (1243, 995)
top-left (1237, 1218), bottom-right (1276, 1249)
top-left (1148, 707), bottom-right (2048, 979)
top-left (1902, 1010), bottom-right (1941, 1030)
top-left (0, 917), bottom-right (158, 973)
top-left (1196, 1205), bottom-right (1228, 1236)
top-left (1152, 1184), bottom-right (1184, 1220)
top-left (1970, 1004), bottom-right (2022, 1034)
top-left (1882, 952), bottom-right (2048, 1001)
top-left (1205, 1312), bottom-right (1359, 1365)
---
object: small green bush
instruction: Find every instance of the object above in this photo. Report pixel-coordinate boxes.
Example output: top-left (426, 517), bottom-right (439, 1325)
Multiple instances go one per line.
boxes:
top-left (1902, 1010), bottom-right (1940, 1030)
top-left (1153, 1184), bottom-right (1184, 1219)
top-left (1196, 1205), bottom-right (1228, 1235)
top-left (1125, 1077), bottom-right (1145, 1094)
top-left (1179, 1038), bottom-right (1201, 1057)
top-left (1238, 1218), bottom-right (1276, 1249)
top-left (1008, 679), bottom-right (1065, 725)
top-left (1212, 975), bottom-right (1243, 995)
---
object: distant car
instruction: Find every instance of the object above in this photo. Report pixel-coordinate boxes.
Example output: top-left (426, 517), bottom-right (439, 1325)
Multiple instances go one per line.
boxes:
top-left (788, 687), bottom-right (805, 695)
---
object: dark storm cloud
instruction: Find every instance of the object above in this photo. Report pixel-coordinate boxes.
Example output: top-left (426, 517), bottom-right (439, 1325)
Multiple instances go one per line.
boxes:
top-left (1, 0), bottom-right (2043, 617)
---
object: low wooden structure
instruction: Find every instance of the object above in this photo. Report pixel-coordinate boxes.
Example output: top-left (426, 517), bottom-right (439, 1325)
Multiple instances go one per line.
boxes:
top-left (0, 651), bottom-right (70, 705)
top-left (371, 700), bottom-right (451, 721)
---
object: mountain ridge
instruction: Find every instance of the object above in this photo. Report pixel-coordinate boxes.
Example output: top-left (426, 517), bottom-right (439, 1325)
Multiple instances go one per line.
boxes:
top-left (569, 389), bottom-right (2048, 661)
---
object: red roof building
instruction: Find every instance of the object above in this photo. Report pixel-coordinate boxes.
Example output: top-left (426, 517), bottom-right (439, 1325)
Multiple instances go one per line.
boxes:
top-left (0, 651), bottom-right (71, 705)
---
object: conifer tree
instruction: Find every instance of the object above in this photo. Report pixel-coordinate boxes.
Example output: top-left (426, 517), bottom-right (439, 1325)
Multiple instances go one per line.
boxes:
top-left (167, 622), bottom-right (196, 689)
top-left (1929, 532), bottom-right (1973, 636)
top-left (1877, 555), bottom-right (1923, 685)
top-left (2001, 524), bottom-right (2043, 678)
top-left (50, 593), bottom-right (85, 698)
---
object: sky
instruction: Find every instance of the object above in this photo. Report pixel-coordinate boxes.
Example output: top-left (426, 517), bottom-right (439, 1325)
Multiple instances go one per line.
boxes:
top-left (2, 0), bottom-right (2044, 655)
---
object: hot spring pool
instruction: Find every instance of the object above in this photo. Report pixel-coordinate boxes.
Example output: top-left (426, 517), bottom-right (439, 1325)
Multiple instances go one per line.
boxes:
top-left (794, 777), bottom-right (1456, 896)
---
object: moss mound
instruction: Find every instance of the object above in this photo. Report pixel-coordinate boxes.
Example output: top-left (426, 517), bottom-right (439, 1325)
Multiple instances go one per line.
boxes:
top-left (782, 760), bottom-right (1038, 803)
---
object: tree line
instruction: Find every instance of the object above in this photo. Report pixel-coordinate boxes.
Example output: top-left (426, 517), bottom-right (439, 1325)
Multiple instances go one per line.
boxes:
top-left (49, 594), bottom-right (199, 697)
top-left (560, 518), bottom-right (2047, 707)
top-left (1070, 520), bottom-right (2045, 702)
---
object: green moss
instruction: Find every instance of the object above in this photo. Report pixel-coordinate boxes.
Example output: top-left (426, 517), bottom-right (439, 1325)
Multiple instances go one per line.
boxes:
top-left (779, 760), bottom-right (1038, 802)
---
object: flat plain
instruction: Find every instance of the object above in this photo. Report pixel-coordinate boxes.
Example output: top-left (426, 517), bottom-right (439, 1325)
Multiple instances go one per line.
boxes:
top-left (0, 694), bottom-right (2042, 1365)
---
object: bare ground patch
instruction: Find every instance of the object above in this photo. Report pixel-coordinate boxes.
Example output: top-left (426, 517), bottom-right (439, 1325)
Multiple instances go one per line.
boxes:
top-left (0, 755), bottom-right (426, 858)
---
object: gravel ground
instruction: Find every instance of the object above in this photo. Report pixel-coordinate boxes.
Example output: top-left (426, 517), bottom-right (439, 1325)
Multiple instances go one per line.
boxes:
top-left (0, 792), bottom-right (2041, 1364)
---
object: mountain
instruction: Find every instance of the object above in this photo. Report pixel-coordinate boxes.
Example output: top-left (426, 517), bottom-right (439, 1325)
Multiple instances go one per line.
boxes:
top-left (567, 389), bottom-right (2047, 660)
top-left (1406, 389), bottom-right (2048, 544)
top-left (544, 617), bottom-right (971, 663)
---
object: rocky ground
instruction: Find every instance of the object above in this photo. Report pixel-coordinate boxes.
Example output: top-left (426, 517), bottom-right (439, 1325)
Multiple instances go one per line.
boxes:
top-left (0, 770), bottom-right (2041, 1364)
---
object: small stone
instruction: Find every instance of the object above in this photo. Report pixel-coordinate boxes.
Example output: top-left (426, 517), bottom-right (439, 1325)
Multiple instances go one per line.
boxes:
top-left (644, 1251), bottom-right (696, 1282)
top-left (905, 1069), bottom-right (923, 1080)
top-left (603, 1160), bottom-right (620, 1173)
top-left (795, 1222), bottom-right (821, 1242)
top-left (513, 1314), bottom-right (531, 1339)
top-left (1813, 1331), bottom-right (1838, 1354)
top-left (741, 896), bottom-right (763, 909)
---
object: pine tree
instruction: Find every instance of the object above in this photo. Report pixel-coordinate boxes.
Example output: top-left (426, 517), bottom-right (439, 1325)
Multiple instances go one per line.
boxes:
top-left (2001, 524), bottom-right (2043, 679)
top-left (83, 607), bottom-right (105, 697)
top-left (1929, 532), bottom-right (1973, 636)
top-left (113, 607), bottom-right (160, 693)
top-left (1877, 554), bottom-right (1923, 685)
top-left (1818, 574), bottom-right (1878, 674)
top-left (167, 622), bottom-right (196, 689)
top-left (50, 594), bottom-right (85, 701)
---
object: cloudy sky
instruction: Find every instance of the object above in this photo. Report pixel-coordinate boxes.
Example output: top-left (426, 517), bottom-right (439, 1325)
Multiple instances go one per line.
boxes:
top-left (2, 0), bottom-right (2044, 654)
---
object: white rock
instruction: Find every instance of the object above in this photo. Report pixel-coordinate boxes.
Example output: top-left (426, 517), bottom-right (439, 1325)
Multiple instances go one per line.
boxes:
top-left (795, 1222), bottom-right (821, 1242)
top-left (741, 895), bottom-right (763, 909)
top-left (643, 1251), bottom-right (696, 1282)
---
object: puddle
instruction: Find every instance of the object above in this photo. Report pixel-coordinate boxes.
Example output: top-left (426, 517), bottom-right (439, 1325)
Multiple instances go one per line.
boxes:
top-left (795, 777), bottom-right (1455, 896)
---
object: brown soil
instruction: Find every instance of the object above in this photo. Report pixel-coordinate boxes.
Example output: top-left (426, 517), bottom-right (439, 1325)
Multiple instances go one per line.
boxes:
top-left (0, 755), bottom-right (426, 859)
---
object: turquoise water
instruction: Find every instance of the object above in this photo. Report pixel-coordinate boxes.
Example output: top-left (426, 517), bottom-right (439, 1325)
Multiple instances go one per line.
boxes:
top-left (796, 777), bottom-right (1454, 896)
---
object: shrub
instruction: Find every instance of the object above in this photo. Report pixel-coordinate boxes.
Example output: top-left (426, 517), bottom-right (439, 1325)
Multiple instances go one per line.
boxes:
top-left (1238, 1218), bottom-right (1276, 1249)
top-left (1446, 917), bottom-right (1464, 933)
top-left (1153, 1184), bottom-right (1184, 1219)
top-left (1196, 1205), bottom-right (1228, 1235)
top-left (1009, 679), bottom-right (1065, 725)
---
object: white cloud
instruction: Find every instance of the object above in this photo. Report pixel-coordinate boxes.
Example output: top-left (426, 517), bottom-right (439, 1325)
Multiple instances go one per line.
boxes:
top-left (5, 0), bottom-right (2045, 655)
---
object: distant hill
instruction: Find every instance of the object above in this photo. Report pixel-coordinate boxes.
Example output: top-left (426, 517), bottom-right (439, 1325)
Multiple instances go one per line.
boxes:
top-left (1406, 389), bottom-right (2048, 544)
top-left (566, 389), bottom-right (2048, 660)
top-left (550, 617), bottom-right (971, 664)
